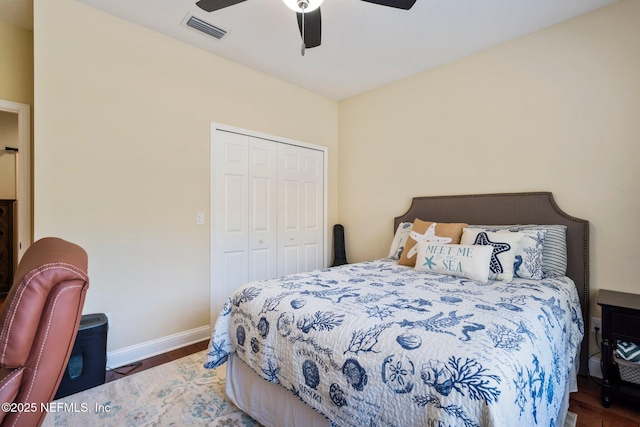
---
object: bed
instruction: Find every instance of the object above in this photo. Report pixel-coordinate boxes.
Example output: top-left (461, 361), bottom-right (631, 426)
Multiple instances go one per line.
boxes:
top-left (205, 192), bottom-right (589, 427)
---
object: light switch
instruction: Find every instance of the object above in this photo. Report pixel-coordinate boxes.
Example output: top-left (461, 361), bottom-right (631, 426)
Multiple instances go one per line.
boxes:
top-left (197, 212), bottom-right (205, 225)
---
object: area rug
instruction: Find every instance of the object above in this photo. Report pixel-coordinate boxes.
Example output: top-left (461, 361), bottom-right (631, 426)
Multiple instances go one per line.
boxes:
top-left (42, 349), bottom-right (578, 426)
top-left (42, 350), bottom-right (262, 426)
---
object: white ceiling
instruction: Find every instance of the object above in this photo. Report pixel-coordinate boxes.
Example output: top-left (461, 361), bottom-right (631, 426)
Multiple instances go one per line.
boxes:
top-left (2, 0), bottom-right (618, 100)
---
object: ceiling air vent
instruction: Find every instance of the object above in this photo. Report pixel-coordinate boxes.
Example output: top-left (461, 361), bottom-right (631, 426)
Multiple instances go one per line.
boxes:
top-left (185, 15), bottom-right (226, 39)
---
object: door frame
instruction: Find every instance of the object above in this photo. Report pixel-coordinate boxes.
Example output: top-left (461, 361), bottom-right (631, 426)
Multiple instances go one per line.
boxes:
top-left (0, 100), bottom-right (31, 262)
top-left (209, 122), bottom-right (329, 327)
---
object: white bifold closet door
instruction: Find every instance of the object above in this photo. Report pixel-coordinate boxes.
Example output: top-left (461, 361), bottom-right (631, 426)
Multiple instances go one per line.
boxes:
top-left (277, 143), bottom-right (324, 276)
top-left (248, 136), bottom-right (278, 281)
top-left (212, 129), bottom-right (324, 317)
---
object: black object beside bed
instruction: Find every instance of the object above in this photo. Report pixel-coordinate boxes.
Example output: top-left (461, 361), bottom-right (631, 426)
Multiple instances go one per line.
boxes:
top-left (394, 191), bottom-right (589, 375)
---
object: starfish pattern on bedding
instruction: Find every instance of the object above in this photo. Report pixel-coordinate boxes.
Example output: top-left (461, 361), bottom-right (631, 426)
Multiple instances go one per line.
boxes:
top-left (472, 232), bottom-right (511, 274)
top-left (205, 339), bottom-right (228, 368)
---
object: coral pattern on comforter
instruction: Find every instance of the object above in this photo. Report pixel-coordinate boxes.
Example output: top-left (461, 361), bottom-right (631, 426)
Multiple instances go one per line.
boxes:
top-left (205, 259), bottom-right (584, 427)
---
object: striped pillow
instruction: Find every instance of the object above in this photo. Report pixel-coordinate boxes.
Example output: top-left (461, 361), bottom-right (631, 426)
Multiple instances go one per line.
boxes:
top-left (467, 224), bottom-right (567, 278)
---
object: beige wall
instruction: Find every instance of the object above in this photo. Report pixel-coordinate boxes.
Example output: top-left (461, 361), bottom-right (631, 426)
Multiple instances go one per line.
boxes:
top-left (0, 22), bottom-right (33, 106)
top-left (338, 0), bottom-right (640, 333)
top-left (0, 23), bottom-right (33, 263)
top-left (33, 0), bottom-right (338, 351)
top-left (0, 23), bottom-right (32, 201)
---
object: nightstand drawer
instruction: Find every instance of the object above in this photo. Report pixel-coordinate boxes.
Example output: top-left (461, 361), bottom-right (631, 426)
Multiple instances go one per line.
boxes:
top-left (611, 311), bottom-right (640, 341)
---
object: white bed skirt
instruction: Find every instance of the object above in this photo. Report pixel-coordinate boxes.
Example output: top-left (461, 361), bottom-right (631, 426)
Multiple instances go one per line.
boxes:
top-left (226, 350), bottom-right (580, 427)
top-left (226, 353), bottom-right (329, 427)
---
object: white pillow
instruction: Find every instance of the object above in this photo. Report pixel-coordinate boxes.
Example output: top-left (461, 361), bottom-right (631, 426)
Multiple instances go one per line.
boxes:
top-left (461, 228), bottom-right (524, 282)
top-left (509, 229), bottom-right (546, 280)
top-left (467, 224), bottom-right (566, 278)
top-left (465, 227), bottom-right (546, 280)
top-left (388, 222), bottom-right (413, 259)
top-left (414, 241), bottom-right (493, 283)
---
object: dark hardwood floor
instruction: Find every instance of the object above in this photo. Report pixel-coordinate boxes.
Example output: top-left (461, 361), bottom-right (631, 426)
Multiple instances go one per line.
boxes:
top-left (105, 340), bottom-right (209, 383)
top-left (105, 343), bottom-right (640, 426)
top-left (570, 375), bottom-right (640, 427)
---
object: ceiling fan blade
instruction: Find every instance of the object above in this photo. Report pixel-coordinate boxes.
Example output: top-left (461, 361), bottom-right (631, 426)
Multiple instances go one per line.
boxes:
top-left (360, 0), bottom-right (417, 10)
top-left (196, 0), bottom-right (247, 13)
top-left (296, 8), bottom-right (322, 49)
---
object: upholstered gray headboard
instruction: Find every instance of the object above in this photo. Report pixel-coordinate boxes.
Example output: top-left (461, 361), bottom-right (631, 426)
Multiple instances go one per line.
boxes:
top-left (394, 192), bottom-right (590, 375)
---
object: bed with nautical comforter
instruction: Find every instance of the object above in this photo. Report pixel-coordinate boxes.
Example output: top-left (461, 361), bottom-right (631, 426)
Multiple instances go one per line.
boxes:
top-left (206, 261), bottom-right (583, 426)
top-left (204, 192), bottom-right (589, 427)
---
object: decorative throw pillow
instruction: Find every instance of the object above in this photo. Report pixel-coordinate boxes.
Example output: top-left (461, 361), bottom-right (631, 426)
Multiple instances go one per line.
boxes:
top-left (509, 229), bottom-right (546, 280)
top-left (414, 241), bottom-right (493, 283)
top-left (466, 227), bottom-right (546, 280)
top-left (525, 225), bottom-right (566, 278)
top-left (468, 224), bottom-right (567, 278)
top-left (398, 219), bottom-right (468, 267)
top-left (388, 222), bottom-right (413, 259)
top-left (461, 228), bottom-right (524, 282)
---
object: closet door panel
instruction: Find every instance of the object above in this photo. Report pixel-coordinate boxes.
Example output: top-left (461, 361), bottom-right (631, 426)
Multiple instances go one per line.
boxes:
top-left (300, 149), bottom-right (323, 271)
top-left (222, 251), bottom-right (247, 289)
top-left (277, 144), bottom-right (324, 276)
top-left (281, 245), bottom-right (300, 276)
top-left (248, 137), bottom-right (277, 281)
top-left (213, 131), bottom-right (249, 315)
top-left (304, 181), bottom-right (321, 229)
top-left (212, 125), bottom-right (326, 324)
top-left (249, 248), bottom-right (271, 280)
top-left (282, 180), bottom-right (299, 230)
top-left (303, 243), bottom-right (320, 273)
top-left (280, 176), bottom-right (299, 276)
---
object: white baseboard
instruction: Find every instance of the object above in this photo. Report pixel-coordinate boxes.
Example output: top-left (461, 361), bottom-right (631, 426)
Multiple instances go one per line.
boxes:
top-left (106, 325), bottom-right (210, 369)
top-left (588, 355), bottom-right (602, 379)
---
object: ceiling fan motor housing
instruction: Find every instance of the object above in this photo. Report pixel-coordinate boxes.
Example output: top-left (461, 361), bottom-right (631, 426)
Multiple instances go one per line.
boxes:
top-left (283, 0), bottom-right (321, 13)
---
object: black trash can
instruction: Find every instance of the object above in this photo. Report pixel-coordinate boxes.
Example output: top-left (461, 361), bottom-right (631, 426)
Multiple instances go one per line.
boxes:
top-left (55, 313), bottom-right (108, 399)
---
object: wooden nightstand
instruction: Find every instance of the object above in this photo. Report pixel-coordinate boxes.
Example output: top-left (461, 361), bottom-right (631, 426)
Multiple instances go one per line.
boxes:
top-left (597, 289), bottom-right (640, 407)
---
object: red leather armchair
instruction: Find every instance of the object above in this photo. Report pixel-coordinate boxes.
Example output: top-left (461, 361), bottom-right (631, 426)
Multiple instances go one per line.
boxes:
top-left (0, 238), bottom-right (89, 427)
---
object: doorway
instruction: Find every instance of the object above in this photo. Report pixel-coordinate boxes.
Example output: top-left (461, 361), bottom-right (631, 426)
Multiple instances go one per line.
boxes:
top-left (0, 100), bottom-right (31, 288)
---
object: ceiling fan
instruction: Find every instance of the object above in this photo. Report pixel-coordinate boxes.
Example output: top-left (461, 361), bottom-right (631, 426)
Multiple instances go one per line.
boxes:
top-left (195, 0), bottom-right (417, 55)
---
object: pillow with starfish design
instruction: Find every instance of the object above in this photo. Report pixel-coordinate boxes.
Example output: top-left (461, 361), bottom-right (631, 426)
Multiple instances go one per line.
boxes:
top-left (398, 219), bottom-right (467, 267)
top-left (466, 224), bottom-right (564, 278)
top-left (460, 228), bottom-right (525, 282)
top-left (465, 226), bottom-right (547, 280)
top-left (413, 241), bottom-right (493, 283)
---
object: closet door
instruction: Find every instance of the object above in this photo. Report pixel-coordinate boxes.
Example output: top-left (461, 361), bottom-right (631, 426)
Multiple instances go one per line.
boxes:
top-left (212, 130), bottom-right (249, 316)
top-left (248, 137), bottom-right (278, 281)
top-left (211, 124), bottom-right (326, 321)
top-left (277, 143), bottom-right (324, 276)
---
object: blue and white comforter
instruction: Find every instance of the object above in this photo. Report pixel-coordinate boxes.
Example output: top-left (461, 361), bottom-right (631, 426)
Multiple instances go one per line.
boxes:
top-left (205, 259), bottom-right (584, 427)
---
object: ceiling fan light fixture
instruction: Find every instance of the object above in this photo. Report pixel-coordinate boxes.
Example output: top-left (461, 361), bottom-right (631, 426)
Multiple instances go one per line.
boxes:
top-left (282, 0), bottom-right (323, 13)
